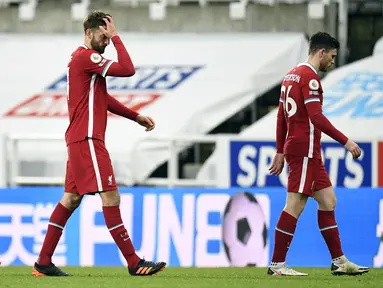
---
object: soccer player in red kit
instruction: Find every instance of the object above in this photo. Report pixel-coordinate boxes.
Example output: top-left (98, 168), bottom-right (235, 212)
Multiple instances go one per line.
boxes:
top-left (267, 32), bottom-right (369, 276)
top-left (32, 11), bottom-right (166, 277)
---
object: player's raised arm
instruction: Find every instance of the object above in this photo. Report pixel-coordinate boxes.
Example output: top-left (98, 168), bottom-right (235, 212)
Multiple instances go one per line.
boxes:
top-left (100, 16), bottom-right (135, 77)
top-left (79, 14), bottom-right (134, 77)
top-left (107, 94), bottom-right (139, 121)
top-left (106, 35), bottom-right (135, 77)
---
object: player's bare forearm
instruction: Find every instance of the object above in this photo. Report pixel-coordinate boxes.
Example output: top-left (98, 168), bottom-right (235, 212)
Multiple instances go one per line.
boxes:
top-left (306, 102), bottom-right (348, 145)
top-left (276, 103), bottom-right (287, 153)
top-left (107, 94), bottom-right (139, 121)
top-left (106, 36), bottom-right (135, 77)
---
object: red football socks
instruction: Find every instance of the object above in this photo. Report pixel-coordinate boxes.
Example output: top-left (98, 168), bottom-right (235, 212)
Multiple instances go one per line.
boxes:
top-left (103, 206), bottom-right (140, 268)
top-left (318, 210), bottom-right (344, 259)
top-left (271, 211), bottom-right (297, 263)
top-left (38, 202), bottom-right (72, 265)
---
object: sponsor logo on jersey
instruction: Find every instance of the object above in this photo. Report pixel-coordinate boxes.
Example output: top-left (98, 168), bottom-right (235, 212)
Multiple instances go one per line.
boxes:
top-left (98, 58), bottom-right (107, 67)
top-left (4, 65), bottom-right (203, 117)
top-left (309, 90), bottom-right (319, 96)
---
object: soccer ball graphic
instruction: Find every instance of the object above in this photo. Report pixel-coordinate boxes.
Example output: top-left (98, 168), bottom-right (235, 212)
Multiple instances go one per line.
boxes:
top-left (222, 192), bottom-right (268, 267)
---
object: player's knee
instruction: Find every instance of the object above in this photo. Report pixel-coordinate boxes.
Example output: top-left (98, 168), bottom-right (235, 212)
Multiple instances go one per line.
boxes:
top-left (329, 196), bottom-right (337, 210)
top-left (61, 193), bottom-right (82, 211)
top-left (100, 190), bottom-right (120, 206)
top-left (285, 199), bottom-right (306, 218)
top-left (320, 196), bottom-right (337, 211)
top-left (284, 193), bottom-right (308, 218)
top-left (295, 201), bottom-right (306, 216)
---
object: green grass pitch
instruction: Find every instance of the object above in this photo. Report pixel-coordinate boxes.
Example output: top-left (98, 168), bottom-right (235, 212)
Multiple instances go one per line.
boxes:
top-left (1, 267), bottom-right (381, 288)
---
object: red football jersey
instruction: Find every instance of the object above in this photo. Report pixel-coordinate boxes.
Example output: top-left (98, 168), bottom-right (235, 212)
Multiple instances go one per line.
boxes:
top-left (65, 45), bottom-right (114, 145)
top-left (279, 63), bottom-right (323, 159)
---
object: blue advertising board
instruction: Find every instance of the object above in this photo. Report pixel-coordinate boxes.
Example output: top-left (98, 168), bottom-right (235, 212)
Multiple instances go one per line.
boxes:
top-left (230, 141), bottom-right (373, 188)
top-left (323, 72), bottom-right (383, 118)
top-left (0, 187), bottom-right (382, 268)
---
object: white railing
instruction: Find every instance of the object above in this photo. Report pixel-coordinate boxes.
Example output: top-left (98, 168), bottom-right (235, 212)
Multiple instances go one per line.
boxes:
top-left (4, 132), bottom-right (376, 188)
top-left (2, 133), bottom-right (235, 188)
top-left (130, 134), bottom-right (231, 187)
top-left (5, 133), bottom-right (65, 187)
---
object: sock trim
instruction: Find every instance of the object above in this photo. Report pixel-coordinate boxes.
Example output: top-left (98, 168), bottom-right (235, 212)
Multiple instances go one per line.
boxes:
top-left (320, 225), bottom-right (338, 232)
top-left (270, 261), bottom-right (285, 266)
top-left (332, 255), bottom-right (346, 264)
top-left (108, 223), bottom-right (124, 231)
top-left (275, 227), bottom-right (294, 236)
top-left (48, 222), bottom-right (64, 229)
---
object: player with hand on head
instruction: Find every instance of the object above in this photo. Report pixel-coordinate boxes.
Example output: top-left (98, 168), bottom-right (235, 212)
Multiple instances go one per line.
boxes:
top-left (267, 32), bottom-right (369, 276)
top-left (32, 11), bottom-right (165, 277)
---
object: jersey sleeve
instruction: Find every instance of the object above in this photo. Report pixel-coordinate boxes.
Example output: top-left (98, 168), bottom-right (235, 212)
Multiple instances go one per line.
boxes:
top-left (107, 94), bottom-right (139, 121)
top-left (276, 99), bottom-right (287, 153)
top-left (301, 73), bottom-right (321, 105)
top-left (105, 36), bottom-right (135, 77)
top-left (80, 50), bottom-right (114, 77)
top-left (301, 74), bottom-right (348, 145)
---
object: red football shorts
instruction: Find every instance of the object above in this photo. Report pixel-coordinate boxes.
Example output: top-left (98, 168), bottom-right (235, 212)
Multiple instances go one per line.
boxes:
top-left (65, 138), bottom-right (117, 195)
top-left (285, 155), bottom-right (332, 197)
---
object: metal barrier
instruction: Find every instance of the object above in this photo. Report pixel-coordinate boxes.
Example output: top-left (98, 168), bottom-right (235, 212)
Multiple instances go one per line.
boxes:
top-left (130, 135), bottom-right (231, 187)
top-left (2, 133), bottom-right (381, 188)
top-left (5, 133), bottom-right (65, 187)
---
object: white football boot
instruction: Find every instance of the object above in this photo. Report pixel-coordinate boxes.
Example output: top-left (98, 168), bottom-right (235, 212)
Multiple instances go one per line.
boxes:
top-left (331, 256), bottom-right (369, 276)
top-left (267, 262), bottom-right (308, 276)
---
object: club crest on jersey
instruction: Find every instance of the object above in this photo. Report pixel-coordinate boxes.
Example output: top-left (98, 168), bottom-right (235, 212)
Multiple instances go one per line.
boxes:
top-left (309, 79), bottom-right (319, 90)
top-left (90, 53), bottom-right (102, 64)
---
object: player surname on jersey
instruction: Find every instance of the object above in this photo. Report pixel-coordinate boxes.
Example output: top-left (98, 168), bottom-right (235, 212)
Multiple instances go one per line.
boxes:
top-left (283, 74), bottom-right (301, 83)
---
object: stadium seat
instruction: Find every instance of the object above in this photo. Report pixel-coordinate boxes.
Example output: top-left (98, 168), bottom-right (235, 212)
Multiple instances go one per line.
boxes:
top-left (71, 0), bottom-right (90, 21)
top-left (18, 0), bottom-right (37, 21)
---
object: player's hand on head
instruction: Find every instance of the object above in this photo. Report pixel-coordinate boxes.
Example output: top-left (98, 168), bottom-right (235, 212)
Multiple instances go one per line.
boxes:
top-left (344, 139), bottom-right (362, 159)
top-left (269, 153), bottom-right (284, 176)
top-left (99, 16), bottom-right (117, 39)
top-left (136, 115), bottom-right (155, 132)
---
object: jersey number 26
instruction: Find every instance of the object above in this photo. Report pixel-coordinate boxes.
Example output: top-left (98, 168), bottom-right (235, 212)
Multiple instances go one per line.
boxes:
top-left (281, 85), bottom-right (297, 117)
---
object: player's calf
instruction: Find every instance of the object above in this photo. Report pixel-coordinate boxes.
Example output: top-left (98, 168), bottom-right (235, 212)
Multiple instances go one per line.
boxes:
top-left (270, 194), bottom-right (307, 266)
top-left (100, 190), bottom-right (141, 267)
top-left (100, 190), bottom-right (166, 275)
top-left (37, 200), bottom-right (75, 266)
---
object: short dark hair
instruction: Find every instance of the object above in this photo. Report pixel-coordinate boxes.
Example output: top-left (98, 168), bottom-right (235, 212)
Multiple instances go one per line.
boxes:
top-left (83, 10), bottom-right (111, 33)
top-left (309, 32), bottom-right (340, 54)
